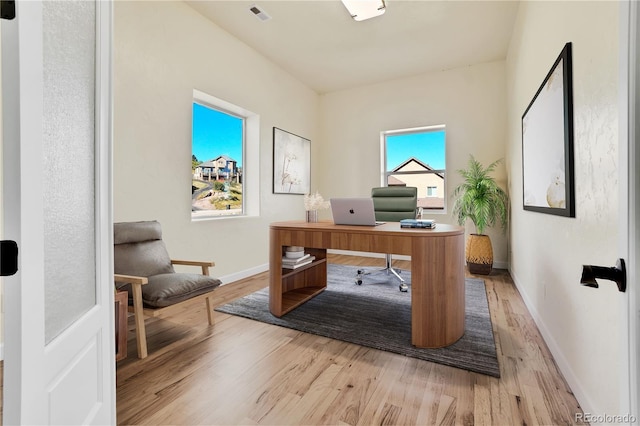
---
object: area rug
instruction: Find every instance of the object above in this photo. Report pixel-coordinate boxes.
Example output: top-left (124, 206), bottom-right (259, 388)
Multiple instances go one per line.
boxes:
top-left (216, 264), bottom-right (500, 377)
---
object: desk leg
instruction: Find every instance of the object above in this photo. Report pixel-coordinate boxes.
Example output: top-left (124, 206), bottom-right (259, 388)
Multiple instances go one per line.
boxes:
top-left (269, 228), bottom-right (284, 316)
top-left (411, 234), bottom-right (465, 348)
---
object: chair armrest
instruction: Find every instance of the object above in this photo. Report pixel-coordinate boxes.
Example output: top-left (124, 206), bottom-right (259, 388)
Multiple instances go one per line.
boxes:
top-left (171, 259), bottom-right (215, 267)
top-left (171, 259), bottom-right (215, 276)
top-left (114, 273), bottom-right (148, 285)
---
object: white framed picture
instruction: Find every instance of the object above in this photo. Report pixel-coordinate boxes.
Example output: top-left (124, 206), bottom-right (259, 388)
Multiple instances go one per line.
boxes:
top-left (272, 127), bottom-right (311, 195)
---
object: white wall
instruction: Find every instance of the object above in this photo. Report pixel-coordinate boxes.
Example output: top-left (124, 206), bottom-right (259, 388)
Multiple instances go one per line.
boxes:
top-left (318, 61), bottom-right (509, 267)
top-left (506, 1), bottom-right (620, 414)
top-left (114, 1), bottom-right (319, 280)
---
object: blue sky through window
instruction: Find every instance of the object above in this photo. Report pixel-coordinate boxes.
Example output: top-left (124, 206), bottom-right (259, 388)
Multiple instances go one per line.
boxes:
top-left (192, 103), bottom-right (243, 166)
top-left (386, 130), bottom-right (445, 171)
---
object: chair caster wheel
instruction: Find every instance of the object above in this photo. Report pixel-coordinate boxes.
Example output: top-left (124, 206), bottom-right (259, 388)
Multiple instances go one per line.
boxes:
top-left (399, 284), bottom-right (408, 292)
top-left (357, 269), bottom-right (364, 274)
top-left (356, 279), bottom-right (363, 285)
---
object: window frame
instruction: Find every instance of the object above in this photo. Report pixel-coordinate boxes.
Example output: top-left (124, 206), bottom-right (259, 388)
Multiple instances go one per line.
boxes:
top-left (191, 89), bottom-right (259, 221)
top-left (380, 125), bottom-right (447, 213)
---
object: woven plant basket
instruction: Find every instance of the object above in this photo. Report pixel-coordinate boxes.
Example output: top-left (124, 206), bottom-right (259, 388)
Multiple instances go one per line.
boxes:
top-left (465, 234), bottom-right (493, 275)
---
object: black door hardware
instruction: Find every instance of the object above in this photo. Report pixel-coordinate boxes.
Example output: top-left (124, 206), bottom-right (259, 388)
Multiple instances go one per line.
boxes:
top-left (0, 240), bottom-right (18, 276)
top-left (0, 1), bottom-right (15, 20)
top-left (580, 258), bottom-right (626, 293)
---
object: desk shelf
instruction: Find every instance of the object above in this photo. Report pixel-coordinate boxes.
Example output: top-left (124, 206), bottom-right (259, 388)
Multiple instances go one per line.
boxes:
top-left (271, 246), bottom-right (328, 316)
top-left (280, 286), bottom-right (326, 315)
top-left (281, 257), bottom-right (326, 278)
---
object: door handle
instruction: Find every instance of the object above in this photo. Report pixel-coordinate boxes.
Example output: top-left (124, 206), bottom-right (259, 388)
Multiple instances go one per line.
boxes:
top-left (0, 240), bottom-right (18, 276)
top-left (580, 258), bottom-right (626, 292)
top-left (0, 1), bottom-right (15, 20)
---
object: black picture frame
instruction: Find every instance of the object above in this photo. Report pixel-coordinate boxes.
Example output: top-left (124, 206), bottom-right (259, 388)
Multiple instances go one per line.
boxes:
top-left (272, 127), bottom-right (311, 195)
top-left (522, 42), bottom-right (575, 217)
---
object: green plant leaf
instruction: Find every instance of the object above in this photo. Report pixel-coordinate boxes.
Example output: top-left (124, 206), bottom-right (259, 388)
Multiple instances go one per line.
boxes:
top-left (451, 155), bottom-right (509, 235)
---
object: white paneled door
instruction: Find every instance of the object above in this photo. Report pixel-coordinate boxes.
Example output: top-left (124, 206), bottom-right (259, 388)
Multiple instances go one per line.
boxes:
top-left (1, 1), bottom-right (115, 424)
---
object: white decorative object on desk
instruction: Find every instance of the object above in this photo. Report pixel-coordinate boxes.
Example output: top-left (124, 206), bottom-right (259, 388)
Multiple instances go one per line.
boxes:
top-left (305, 210), bottom-right (318, 223)
top-left (304, 191), bottom-right (330, 222)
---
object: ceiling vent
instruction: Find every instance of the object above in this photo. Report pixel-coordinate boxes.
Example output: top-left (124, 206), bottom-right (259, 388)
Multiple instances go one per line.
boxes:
top-left (249, 4), bottom-right (271, 21)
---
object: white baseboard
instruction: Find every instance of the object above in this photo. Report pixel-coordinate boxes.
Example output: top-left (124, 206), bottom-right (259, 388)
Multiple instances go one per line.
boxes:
top-left (493, 260), bottom-right (509, 270)
top-left (219, 263), bottom-right (269, 286)
top-left (509, 267), bottom-right (597, 417)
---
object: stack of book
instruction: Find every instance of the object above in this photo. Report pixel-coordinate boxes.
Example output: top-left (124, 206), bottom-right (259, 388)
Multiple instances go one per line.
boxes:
top-left (282, 246), bottom-right (315, 269)
top-left (400, 219), bottom-right (436, 229)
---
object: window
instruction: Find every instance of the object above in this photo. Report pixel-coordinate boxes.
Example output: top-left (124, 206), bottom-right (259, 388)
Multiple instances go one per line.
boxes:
top-left (381, 126), bottom-right (446, 212)
top-left (191, 90), bottom-right (259, 219)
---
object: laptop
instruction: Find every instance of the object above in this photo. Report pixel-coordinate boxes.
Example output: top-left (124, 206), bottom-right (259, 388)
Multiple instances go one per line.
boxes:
top-left (330, 198), bottom-right (385, 226)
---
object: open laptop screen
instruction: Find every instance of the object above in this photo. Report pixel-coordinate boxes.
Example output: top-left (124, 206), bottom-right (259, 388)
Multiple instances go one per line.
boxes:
top-left (330, 198), bottom-right (384, 226)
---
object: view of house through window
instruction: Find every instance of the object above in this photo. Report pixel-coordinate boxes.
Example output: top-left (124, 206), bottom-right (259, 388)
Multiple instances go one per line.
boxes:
top-left (192, 101), bottom-right (244, 218)
top-left (383, 126), bottom-right (446, 211)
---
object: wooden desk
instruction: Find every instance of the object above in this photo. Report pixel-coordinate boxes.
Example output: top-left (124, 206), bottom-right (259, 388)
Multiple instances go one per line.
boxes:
top-left (269, 221), bottom-right (465, 348)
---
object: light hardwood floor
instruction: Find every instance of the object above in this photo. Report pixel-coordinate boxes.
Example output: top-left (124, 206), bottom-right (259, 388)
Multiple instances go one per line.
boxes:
top-left (115, 254), bottom-right (584, 425)
top-left (0, 254), bottom-right (584, 424)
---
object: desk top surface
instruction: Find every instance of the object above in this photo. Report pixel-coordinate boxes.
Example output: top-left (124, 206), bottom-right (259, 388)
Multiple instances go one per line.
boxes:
top-left (270, 220), bottom-right (464, 237)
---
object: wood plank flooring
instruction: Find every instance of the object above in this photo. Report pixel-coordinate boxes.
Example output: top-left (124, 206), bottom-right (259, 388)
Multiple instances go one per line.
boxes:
top-left (0, 254), bottom-right (584, 424)
top-left (115, 254), bottom-right (585, 425)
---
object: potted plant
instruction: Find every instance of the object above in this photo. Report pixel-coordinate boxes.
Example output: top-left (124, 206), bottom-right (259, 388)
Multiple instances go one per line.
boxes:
top-left (452, 155), bottom-right (509, 275)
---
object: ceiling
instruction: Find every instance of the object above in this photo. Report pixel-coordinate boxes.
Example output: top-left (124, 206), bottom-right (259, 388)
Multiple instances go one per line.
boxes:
top-left (186, 1), bottom-right (520, 94)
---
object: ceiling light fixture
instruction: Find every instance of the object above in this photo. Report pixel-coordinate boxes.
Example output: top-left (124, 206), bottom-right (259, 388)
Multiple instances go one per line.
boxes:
top-left (340, 0), bottom-right (386, 21)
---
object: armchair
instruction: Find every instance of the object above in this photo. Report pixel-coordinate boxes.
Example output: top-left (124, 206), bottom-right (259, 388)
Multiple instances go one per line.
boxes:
top-left (355, 186), bottom-right (418, 292)
top-left (113, 220), bottom-right (221, 359)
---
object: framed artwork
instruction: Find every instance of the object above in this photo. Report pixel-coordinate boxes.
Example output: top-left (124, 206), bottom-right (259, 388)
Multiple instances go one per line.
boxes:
top-left (273, 127), bottom-right (311, 194)
top-left (522, 42), bottom-right (575, 217)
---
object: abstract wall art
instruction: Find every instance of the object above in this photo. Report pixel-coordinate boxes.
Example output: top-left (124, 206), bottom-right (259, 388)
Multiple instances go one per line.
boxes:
top-left (273, 127), bottom-right (311, 195)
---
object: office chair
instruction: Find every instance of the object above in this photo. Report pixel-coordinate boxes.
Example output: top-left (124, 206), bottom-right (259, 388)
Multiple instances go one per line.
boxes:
top-left (356, 186), bottom-right (418, 292)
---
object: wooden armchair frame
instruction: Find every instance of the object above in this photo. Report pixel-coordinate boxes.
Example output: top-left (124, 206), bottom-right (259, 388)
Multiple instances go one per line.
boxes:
top-left (114, 259), bottom-right (216, 359)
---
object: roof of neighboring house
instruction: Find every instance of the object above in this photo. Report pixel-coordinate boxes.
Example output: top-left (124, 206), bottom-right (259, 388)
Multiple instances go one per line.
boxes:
top-left (388, 176), bottom-right (407, 186)
top-left (393, 157), bottom-right (432, 172)
top-left (197, 161), bottom-right (217, 169)
top-left (213, 155), bottom-right (237, 163)
top-left (196, 155), bottom-right (238, 169)
top-left (392, 157), bottom-right (444, 179)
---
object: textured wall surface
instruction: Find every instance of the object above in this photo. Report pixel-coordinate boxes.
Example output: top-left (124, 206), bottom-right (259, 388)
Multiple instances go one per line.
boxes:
top-left (505, 1), bottom-right (621, 414)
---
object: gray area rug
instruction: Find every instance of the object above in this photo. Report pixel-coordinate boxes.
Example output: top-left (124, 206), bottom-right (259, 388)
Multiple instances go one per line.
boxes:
top-left (216, 263), bottom-right (500, 377)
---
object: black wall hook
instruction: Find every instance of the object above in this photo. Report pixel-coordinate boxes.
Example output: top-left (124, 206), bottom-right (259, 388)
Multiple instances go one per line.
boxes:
top-left (580, 258), bottom-right (626, 293)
